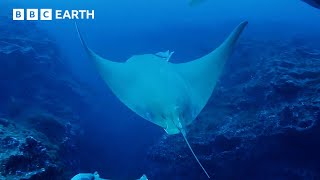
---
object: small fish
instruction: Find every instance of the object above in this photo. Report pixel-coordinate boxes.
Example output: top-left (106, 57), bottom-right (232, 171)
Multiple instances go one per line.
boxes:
top-left (71, 171), bottom-right (106, 180)
top-left (155, 50), bottom-right (175, 62)
top-left (71, 172), bottom-right (148, 180)
top-left (138, 174), bottom-right (148, 180)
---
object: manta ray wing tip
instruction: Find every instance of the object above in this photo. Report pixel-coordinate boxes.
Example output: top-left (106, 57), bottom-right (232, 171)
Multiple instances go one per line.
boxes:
top-left (238, 21), bottom-right (249, 30)
top-left (242, 21), bottom-right (249, 25)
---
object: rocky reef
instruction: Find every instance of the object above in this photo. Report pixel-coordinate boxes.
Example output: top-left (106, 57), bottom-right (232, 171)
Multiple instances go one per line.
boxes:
top-left (145, 37), bottom-right (320, 179)
top-left (0, 16), bottom-right (85, 179)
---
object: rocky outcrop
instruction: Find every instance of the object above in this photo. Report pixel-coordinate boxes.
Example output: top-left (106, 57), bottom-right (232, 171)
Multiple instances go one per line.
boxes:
top-left (0, 16), bottom-right (85, 179)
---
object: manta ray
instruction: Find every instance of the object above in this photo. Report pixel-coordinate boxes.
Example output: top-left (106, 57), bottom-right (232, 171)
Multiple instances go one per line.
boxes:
top-left (301, 0), bottom-right (320, 9)
top-left (76, 21), bottom-right (248, 178)
top-left (189, 0), bottom-right (320, 9)
top-left (189, 0), bottom-right (208, 6)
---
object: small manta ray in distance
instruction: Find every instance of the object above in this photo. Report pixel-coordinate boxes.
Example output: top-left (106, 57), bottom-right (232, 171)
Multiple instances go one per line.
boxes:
top-left (301, 0), bottom-right (320, 9)
top-left (75, 20), bottom-right (248, 178)
top-left (189, 0), bottom-right (320, 9)
top-left (189, 0), bottom-right (208, 6)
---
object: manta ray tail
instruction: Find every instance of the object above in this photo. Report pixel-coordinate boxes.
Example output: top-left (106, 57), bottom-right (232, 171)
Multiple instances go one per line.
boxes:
top-left (181, 129), bottom-right (211, 178)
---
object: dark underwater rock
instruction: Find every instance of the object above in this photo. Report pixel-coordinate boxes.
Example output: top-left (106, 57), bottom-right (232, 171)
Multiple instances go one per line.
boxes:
top-left (0, 16), bottom-right (86, 179)
top-left (26, 113), bottom-right (66, 144)
top-left (1, 134), bottom-right (63, 179)
top-left (0, 115), bottom-right (79, 179)
top-left (0, 16), bottom-right (89, 121)
top-left (145, 38), bottom-right (320, 179)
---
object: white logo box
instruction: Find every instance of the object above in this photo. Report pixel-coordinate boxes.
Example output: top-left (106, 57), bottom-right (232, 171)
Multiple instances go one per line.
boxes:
top-left (13, 9), bottom-right (53, 21)
top-left (12, 9), bottom-right (95, 20)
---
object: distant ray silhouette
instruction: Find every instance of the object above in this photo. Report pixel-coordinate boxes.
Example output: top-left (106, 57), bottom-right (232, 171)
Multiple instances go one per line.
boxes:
top-left (301, 0), bottom-right (320, 9)
top-left (189, 0), bottom-right (208, 6)
top-left (189, 0), bottom-right (320, 9)
top-left (76, 21), bottom-right (248, 178)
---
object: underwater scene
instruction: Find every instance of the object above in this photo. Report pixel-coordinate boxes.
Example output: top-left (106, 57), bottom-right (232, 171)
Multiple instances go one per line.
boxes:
top-left (0, 0), bottom-right (320, 179)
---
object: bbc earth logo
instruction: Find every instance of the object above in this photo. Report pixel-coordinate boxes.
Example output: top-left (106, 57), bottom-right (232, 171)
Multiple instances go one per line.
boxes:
top-left (12, 9), bottom-right (95, 21)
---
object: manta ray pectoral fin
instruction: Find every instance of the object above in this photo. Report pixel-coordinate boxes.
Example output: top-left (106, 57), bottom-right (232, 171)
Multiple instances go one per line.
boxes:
top-left (75, 22), bottom-right (113, 65)
top-left (75, 22), bottom-right (125, 87)
top-left (174, 21), bottom-right (248, 117)
top-left (170, 22), bottom-right (247, 178)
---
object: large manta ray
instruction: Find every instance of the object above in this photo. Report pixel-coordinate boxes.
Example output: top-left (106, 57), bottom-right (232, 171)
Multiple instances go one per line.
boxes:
top-left (76, 21), bottom-right (248, 178)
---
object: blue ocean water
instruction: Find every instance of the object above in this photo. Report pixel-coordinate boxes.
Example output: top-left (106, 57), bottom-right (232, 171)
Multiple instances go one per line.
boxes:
top-left (0, 0), bottom-right (320, 179)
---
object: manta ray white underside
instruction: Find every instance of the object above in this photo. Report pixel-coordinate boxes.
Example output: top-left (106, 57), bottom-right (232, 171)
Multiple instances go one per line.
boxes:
top-left (76, 21), bottom-right (248, 178)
